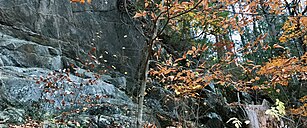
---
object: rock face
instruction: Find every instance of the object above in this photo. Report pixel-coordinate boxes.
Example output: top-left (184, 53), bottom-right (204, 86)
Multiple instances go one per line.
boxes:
top-left (0, 33), bottom-right (62, 70)
top-left (0, 0), bottom-right (145, 79)
top-left (0, 0), bottom-right (149, 127)
top-left (0, 66), bottom-right (145, 127)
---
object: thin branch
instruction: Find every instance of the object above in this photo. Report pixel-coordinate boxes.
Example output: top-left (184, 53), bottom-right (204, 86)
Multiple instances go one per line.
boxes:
top-left (233, 0), bottom-right (305, 17)
top-left (123, 0), bottom-right (149, 41)
top-left (156, 0), bottom-right (204, 40)
top-left (225, 10), bottom-right (307, 17)
top-left (187, 28), bottom-right (206, 40)
top-left (156, 2), bottom-right (171, 40)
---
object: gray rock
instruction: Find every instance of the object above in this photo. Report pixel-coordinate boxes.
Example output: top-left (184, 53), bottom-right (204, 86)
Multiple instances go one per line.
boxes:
top-left (0, 124), bottom-right (8, 128)
top-left (48, 47), bottom-right (60, 55)
top-left (0, 66), bottom-right (151, 127)
top-left (104, 76), bottom-right (127, 90)
top-left (0, 33), bottom-right (63, 70)
top-left (0, 107), bottom-right (25, 125)
top-left (0, 58), bottom-right (3, 66)
top-left (1, 77), bottom-right (41, 103)
top-left (0, 0), bottom-right (145, 81)
top-left (0, 66), bottom-right (133, 109)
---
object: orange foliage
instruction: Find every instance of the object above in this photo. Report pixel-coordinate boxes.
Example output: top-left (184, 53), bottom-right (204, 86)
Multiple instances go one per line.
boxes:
top-left (257, 52), bottom-right (307, 86)
top-left (149, 45), bottom-right (213, 96)
top-left (279, 17), bottom-right (307, 43)
top-left (290, 95), bottom-right (307, 117)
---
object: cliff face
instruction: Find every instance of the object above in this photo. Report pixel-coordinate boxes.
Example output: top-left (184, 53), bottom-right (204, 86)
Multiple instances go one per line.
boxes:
top-left (0, 0), bottom-right (148, 127)
top-left (0, 0), bottom-right (144, 77)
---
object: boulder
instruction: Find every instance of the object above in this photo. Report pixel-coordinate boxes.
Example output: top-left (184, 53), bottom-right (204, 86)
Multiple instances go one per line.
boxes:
top-left (0, 66), bottom-right (155, 127)
top-left (0, 33), bottom-right (62, 70)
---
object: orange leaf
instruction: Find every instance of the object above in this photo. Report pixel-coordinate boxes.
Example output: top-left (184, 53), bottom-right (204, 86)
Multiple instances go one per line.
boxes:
top-left (70, 0), bottom-right (80, 3)
top-left (202, 0), bottom-right (208, 10)
top-left (273, 44), bottom-right (285, 49)
top-left (187, 50), bottom-right (193, 55)
top-left (195, 77), bottom-right (203, 83)
top-left (202, 45), bottom-right (208, 51)
top-left (175, 57), bottom-right (186, 62)
top-left (145, 2), bottom-right (149, 8)
top-left (133, 11), bottom-right (146, 18)
top-left (192, 46), bottom-right (197, 51)
top-left (178, 77), bottom-right (185, 81)
top-left (255, 77), bottom-right (260, 81)
top-left (222, 24), bottom-right (229, 29)
top-left (250, 79), bottom-right (255, 82)
top-left (151, 12), bottom-right (157, 20)
top-left (252, 86), bottom-right (259, 90)
top-left (246, 60), bottom-right (254, 63)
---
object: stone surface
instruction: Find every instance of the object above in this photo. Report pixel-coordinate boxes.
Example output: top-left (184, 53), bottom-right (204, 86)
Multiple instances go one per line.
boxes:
top-left (0, 0), bottom-right (148, 125)
top-left (0, 33), bottom-right (62, 70)
top-left (0, 0), bottom-right (145, 80)
top-left (0, 107), bottom-right (25, 125)
top-left (0, 66), bottom-right (149, 127)
top-left (0, 0), bottom-right (150, 126)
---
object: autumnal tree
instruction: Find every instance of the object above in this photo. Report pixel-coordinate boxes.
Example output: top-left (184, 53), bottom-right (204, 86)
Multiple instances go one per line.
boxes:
top-left (70, 0), bottom-right (307, 127)
top-left (144, 0), bottom-right (307, 126)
